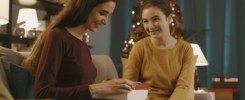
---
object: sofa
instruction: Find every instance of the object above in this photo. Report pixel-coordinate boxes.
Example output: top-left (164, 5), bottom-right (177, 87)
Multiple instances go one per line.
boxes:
top-left (0, 46), bottom-right (118, 99)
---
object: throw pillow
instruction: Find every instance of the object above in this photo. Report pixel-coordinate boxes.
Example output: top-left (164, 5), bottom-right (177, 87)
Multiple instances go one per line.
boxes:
top-left (0, 46), bottom-right (22, 66)
top-left (25, 75), bottom-right (34, 99)
top-left (6, 63), bottom-right (34, 99)
top-left (0, 59), bottom-right (9, 90)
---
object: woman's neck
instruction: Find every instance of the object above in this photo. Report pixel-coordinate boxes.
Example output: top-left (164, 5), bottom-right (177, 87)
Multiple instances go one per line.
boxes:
top-left (150, 35), bottom-right (177, 50)
top-left (65, 25), bottom-right (86, 41)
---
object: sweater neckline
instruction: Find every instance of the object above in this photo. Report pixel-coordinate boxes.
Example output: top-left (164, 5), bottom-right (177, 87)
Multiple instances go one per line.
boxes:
top-left (147, 37), bottom-right (181, 51)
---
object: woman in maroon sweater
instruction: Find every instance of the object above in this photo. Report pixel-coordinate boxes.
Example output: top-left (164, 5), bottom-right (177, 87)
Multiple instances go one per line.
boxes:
top-left (22, 0), bottom-right (136, 99)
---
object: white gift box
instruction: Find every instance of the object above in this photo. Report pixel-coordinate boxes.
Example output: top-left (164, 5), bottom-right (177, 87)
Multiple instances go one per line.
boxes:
top-left (94, 84), bottom-right (149, 100)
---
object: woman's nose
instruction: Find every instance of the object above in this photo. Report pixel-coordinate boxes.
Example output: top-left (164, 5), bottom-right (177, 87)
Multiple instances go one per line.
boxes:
top-left (146, 21), bottom-right (154, 30)
top-left (101, 19), bottom-right (108, 25)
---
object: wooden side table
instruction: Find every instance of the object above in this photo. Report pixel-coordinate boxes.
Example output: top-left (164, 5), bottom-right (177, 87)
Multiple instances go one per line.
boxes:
top-left (208, 88), bottom-right (240, 100)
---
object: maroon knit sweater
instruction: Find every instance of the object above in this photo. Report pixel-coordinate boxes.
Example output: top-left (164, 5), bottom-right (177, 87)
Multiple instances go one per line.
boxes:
top-left (34, 27), bottom-right (97, 100)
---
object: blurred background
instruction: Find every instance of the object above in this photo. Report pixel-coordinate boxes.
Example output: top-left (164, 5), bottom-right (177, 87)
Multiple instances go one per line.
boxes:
top-left (0, 0), bottom-right (244, 99)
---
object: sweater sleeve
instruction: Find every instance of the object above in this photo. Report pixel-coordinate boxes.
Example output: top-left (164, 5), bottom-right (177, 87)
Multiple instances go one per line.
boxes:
top-left (170, 44), bottom-right (196, 100)
top-left (34, 29), bottom-right (92, 100)
top-left (122, 41), bottom-right (144, 81)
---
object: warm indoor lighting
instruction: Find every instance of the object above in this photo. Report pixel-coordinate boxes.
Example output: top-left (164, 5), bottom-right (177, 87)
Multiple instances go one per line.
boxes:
top-left (18, 0), bottom-right (37, 6)
top-left (191, 43), bottom-right (208, 91)
top-left (17, 8), bottom-right (38, 37)
top-left (0, 0), bottom-right (9, 25)
top-left (191, 43), bottom-right (208, 66)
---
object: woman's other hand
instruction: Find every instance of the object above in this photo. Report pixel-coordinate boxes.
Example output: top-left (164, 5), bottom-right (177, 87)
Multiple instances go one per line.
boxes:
top-left (89, 79), bottom-right (138, 98)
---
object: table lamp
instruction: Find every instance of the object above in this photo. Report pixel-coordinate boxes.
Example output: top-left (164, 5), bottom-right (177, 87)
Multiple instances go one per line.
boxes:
top-left (0, 0), bottom-right (9, 25)
top-left (191, 43), bottom-right (208, 90)
top-left (17, 8), bottom-right (38, 38)
top-left (191, 43), bottom-right (208, 66)
top-left (18, 0), bottom-right (37, 6)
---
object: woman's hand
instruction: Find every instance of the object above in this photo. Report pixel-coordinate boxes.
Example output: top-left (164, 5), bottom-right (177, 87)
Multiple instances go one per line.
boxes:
top-left (89, 79), bottom-right (138, 98)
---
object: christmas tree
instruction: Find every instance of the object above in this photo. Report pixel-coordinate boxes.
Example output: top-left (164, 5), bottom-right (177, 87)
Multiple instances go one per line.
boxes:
top-left (122, 0), bottom-right (184, 58)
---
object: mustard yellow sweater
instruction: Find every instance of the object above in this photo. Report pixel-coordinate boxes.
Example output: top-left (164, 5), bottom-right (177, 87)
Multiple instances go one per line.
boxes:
top-left (123, 37), bottom-right (196, 100)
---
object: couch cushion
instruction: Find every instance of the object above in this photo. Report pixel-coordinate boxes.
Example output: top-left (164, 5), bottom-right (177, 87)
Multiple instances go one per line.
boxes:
top-left (91, 55), bottom-right (118, 83)
top-left (19, 52), bottom-right (31, 58)
top-left (0, 59), bottom-right (9, 90)
top-left (0, 46), bottom-right (24, 91)
top-left (0, 46), bottom-right (23, 66)
top-left (6, 63), bottom-right (34, 99)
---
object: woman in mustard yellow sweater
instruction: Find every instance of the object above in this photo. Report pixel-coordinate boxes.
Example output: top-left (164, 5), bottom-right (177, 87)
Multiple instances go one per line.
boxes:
top-left (123, 0), bottom-right (196, 100)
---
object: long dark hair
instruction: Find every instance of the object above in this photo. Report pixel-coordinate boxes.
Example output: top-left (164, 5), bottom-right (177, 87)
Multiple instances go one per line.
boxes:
top-left (22, 0), bottom-right (117, 76)
top-left (59, 0), bottom-right (117, 27)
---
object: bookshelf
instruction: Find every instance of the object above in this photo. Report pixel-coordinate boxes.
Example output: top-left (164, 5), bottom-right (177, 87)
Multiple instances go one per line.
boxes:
top-left (0, 0), bottom-right (64, 48)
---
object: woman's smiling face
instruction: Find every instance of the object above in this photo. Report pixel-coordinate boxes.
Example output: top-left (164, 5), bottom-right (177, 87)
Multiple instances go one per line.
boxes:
top-left (85, 1), bottom-right (116, 32)
top-left (142, 6), bottom-right (171, 39)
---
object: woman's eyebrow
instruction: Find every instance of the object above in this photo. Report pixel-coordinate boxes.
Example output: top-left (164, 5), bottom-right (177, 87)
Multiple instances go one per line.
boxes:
top-left (101, 10), bottom-right (110, 14)
top-left (142, 15), bottom-right (160, 20)
top-left (151, 15), bottom-right (160, 19)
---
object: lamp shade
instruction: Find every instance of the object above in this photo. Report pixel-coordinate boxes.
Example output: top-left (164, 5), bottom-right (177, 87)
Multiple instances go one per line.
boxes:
top-left (18, 0), bottom-right (37, 6)
top-left (17, 8), bottom-right (38, 31)
top-left (191, 43), bottom-right (208, 66)
top-left (0, 0), bottom-right (9, 25)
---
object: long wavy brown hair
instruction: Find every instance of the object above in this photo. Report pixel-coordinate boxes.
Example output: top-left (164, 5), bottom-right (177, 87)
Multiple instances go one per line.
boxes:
top-left (22, 0), bottom-right (117, 76)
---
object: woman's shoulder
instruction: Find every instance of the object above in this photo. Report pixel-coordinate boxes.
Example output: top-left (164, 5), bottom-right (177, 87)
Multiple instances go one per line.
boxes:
top-left (47, 27), bottom-right (69, 39)
top-left (134, 37), bottom-right (150, 46)
top-left (44, 27), bottom-right (69, 44)
top-left (130, 37), bottom-right (150, 52)
top-left (177, 39), bottom-right (192, 48)
top-left (50, 27), bottom-right (67, 35)
top-left (175, 39), bottom-right (193, 54)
